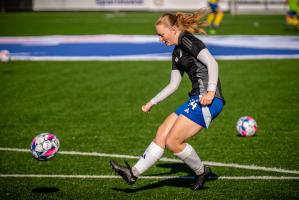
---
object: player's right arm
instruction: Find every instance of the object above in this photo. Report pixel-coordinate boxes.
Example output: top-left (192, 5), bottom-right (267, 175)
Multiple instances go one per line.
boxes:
top-left (142, 69), bottom-right (182, 113)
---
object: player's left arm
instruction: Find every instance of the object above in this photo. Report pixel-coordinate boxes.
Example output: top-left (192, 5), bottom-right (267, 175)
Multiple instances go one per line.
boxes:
top-left (181, 35), bottom-right (218, 106)
top-left (197, 48), bottom-right (218, 106)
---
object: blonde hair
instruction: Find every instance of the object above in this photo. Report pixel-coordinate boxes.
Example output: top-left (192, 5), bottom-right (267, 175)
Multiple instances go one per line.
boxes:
top-left (155, 8), bottom-right (209, 34)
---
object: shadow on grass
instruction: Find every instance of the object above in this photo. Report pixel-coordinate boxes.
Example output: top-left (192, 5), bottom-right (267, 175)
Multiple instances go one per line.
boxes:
top-left (112, 163), bottom-right (218, 193)
top-left (32, 187), bottom-right (60, 193)
top-left (153, 163), bottom-right (194, 175)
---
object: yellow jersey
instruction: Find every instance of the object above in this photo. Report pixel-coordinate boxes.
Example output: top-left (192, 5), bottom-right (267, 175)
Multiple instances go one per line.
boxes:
top-left (208, 0), bottom-right (219, 3)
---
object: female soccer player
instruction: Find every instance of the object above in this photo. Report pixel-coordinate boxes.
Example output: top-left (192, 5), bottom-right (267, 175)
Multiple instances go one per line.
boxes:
top-left (111, 9), bottom-right (224, 191)
top-left (285, 0), bottom-right (299, 28)
top-left (207, 0), bottom-right (224, 29)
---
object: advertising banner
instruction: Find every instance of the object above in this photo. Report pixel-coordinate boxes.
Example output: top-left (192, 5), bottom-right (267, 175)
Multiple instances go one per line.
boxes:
top-left (33, 0), bottom-right (208, 11)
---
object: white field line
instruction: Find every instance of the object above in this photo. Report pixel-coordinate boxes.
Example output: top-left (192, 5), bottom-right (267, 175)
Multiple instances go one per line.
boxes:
top-left (1, 147), bottom-right (299, 175)
top-left (0, 174), bottom-right (299, 180)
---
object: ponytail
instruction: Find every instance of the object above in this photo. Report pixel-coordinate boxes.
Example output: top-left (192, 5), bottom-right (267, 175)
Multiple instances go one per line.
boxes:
top-left (155, 8), bottom-right (209, 34)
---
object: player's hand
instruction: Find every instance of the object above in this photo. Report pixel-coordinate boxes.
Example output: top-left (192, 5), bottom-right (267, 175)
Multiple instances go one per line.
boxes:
top-left (142, 102), bottom-right (153, 113)
top-left (200, 91), bottom-right (215, 106)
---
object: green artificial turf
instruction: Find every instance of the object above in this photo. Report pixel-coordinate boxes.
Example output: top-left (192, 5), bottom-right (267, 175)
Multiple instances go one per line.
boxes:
top-left (0, 60), bottom-right (298, 199)
top-left (0, 12), bottom-right (298, 36)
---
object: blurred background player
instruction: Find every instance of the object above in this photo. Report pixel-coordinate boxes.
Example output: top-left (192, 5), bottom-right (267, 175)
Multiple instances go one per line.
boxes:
top-left (207, 0), bottom-right (224, 34)
top-left (285, 0), bottom-right (299, 29)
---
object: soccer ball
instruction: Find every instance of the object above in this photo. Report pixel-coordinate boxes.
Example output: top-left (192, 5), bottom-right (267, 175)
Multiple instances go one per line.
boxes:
top-left (30, 133), bottom-right (60, 160)
top-left (0, 50), bottom-right (11, 62)
top-left (236, 116), bottom-right (257, 137)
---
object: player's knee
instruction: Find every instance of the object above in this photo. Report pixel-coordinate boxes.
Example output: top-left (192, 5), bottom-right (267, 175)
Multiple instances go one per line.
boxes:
top-left (165, 137), bottom-right (180, 153)
top-left (165, 138), bottom-right (174, 152)
top-left (154, 125), bottom-right (168, 147)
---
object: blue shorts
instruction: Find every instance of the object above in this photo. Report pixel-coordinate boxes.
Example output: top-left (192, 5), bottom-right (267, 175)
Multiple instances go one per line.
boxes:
top-left (209, 3), bottom-right (219, 12)
top-left (175, 96), bottom-right (223, 128)
top-left (287, 10), bottom-right (298, 17)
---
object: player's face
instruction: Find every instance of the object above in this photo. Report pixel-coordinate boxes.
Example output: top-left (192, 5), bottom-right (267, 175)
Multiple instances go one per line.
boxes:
top-left (156, 24), bottom-right (178, 46)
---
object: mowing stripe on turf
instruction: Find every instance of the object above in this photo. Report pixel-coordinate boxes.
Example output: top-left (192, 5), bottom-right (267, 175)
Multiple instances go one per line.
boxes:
top-left (0, 174), bottom-right (299, 180)
top-left (1, 147), bottom-right (299, 175)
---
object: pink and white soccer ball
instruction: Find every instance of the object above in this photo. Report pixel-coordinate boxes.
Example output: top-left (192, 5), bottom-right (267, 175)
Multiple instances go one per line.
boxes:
top-left (236, 116), bottom-right (257, 137)
top-left (0, 50), bottom-right (11, 62)
top-left (30, 133), bottom-right (60, 160)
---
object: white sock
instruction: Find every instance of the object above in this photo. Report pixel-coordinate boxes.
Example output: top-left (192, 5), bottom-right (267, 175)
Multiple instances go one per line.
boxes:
top-left (174, 143), bottom-right (204, 175)
top-left (132, 141), bottom-right (164, 177)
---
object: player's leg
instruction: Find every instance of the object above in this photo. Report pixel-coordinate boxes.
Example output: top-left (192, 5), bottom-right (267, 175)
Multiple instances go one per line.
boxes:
top-left (110, 113), bottom-right (178, 184)
top-left (132, 113), bottom-right (178, 176)
top-left (165, 115), bottom-right (210, 190)
top-left (166, 97), bottom-right (223, 190)
top-left (207, 12), bottom-right (215, 27)
top-left (166, 115), bottom-right (204, 173)
top-left (286, 10), bottom-right (298, 25)
top-left (213, 9), bottom-right (224, 28)
top-left (207, 3), bottom-right (217, 27)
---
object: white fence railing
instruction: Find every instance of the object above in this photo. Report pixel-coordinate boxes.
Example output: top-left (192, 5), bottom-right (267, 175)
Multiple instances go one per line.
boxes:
top-left (33, 0), bottom-right (207, 11)
top-left (229, 0), bottom-right (287, 15)
top-left (33, 0), bottom-right (287, 14)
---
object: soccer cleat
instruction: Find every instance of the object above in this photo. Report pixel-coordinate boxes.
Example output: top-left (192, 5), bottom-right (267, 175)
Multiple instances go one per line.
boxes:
top-left (110, 160), bottom-right (137, 185)
top-left (192, 165), bottom-right (210, 190)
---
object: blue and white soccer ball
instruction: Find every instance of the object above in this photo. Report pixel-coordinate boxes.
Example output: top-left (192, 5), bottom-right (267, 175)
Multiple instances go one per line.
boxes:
top-left (30, 133), bottom-right (60, 160)
top-left (236, 116), bottom-right (257, 137)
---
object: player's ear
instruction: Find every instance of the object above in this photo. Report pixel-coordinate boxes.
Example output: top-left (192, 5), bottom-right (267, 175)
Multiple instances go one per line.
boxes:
top-left (170, 25), bottom-right (179, 34)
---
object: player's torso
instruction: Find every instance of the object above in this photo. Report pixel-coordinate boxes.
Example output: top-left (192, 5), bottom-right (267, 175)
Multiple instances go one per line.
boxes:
top-left (173, 46), bottom-right (209, 96)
